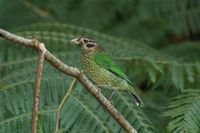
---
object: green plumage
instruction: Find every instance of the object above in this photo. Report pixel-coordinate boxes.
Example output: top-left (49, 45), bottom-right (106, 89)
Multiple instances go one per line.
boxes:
top-left (94, 52), bottom-right (134, 87)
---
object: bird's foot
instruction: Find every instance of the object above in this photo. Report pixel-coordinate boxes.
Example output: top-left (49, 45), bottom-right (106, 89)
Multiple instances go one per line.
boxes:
top-left (109, 90), bottom-right (116, 100)
top-left (106, 90), bottom-right (116, 104)
top-left (95, 85), bottom-right (110, 92)
top-left (95, 85), bottom-right (110, 88)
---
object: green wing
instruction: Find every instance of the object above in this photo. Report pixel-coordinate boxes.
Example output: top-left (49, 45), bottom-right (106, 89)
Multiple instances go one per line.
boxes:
top-left (94, 52), bottom-right (134, 86)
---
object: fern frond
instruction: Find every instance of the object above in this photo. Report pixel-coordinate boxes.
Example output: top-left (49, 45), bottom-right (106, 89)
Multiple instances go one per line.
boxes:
top-left (162, 41), bottom-right (200, 62)
top-left (0, 73), bottom-right (156, 132)
top-left (138, 0), bottom-right (200, 36)
top-left (118, 56), bottom-right (200, 91)
top-left (0, 49), bottom-right (156, 133)
top-left (163, 89), bottom-right (200, 133)
top-left (2, 23), bottom-right (200, 91)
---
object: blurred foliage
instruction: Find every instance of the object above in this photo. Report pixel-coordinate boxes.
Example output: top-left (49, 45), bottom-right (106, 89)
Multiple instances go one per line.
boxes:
top-left (0, 0), bottom-right (200, 133)
top-left (1, 0), bottom-right (200, 48)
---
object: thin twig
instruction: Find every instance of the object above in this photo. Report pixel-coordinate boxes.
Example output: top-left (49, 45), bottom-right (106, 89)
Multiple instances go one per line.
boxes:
top-left (20, 0), bottom-right (51, 18)
top-left (55, 78), bottom-right (77, 133)
top-left (31, 39), bottom-right (46, 133)
top-left (0, 28), bottom-right (137, 133)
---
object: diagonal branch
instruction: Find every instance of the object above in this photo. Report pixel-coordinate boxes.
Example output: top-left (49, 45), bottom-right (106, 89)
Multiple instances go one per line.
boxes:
top-left (0, 28), bottom-right (137, 133)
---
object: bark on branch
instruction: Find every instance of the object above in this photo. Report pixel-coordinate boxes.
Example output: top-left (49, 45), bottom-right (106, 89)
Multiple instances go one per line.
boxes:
top-left (31, 38), bottom-right (46, 133)
top-left (0, 28), bottom-right (137, 133)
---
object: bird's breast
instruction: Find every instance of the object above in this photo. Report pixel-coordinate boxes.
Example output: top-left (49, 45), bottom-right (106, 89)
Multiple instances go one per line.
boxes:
top-left (81, 54), bottom-right (128, 90)
top-left (82, 55), bottom-right (112, 85)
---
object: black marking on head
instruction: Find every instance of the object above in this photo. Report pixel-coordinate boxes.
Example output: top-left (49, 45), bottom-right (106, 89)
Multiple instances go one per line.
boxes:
top-left (83, 39), bottom-right (87, 43)
top-left (82, 38), bottom-right (96, 43)
top-left (86, 43), bottom-right (95, 48)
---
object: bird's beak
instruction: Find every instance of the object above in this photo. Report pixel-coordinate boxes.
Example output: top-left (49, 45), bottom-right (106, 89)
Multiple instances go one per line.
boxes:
top-left (70, 38), bottom-right (80, 45)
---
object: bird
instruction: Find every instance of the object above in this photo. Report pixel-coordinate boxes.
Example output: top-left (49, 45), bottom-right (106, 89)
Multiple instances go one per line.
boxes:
top-left (71, 37), bottom-right (143, 106)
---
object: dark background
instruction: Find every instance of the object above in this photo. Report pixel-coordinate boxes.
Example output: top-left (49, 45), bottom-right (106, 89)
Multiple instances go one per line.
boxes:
top-left (1, 0), bottom-right (200, 49)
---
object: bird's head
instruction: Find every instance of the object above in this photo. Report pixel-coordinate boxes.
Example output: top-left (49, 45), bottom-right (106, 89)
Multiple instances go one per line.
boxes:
top-left (71, 37), bottom-right (101, 53)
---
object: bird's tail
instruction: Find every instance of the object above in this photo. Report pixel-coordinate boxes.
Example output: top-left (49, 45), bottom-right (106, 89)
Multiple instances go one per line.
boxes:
top-left (125, 90), bottom-right (144, 107)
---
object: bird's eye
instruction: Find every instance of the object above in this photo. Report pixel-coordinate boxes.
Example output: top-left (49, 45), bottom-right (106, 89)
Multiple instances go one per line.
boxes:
top-left (86, 44), bottom-right (95, 48)
top-left (84, 39), bottom-right (89, 43)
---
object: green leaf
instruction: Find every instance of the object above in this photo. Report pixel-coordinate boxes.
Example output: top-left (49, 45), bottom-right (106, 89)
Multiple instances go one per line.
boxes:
top-left (163, 89), bottom-right (200, 133)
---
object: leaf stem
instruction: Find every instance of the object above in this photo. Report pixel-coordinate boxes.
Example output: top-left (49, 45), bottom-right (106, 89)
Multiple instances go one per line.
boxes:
top-left (55, 78), bottom-right (77, 133)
